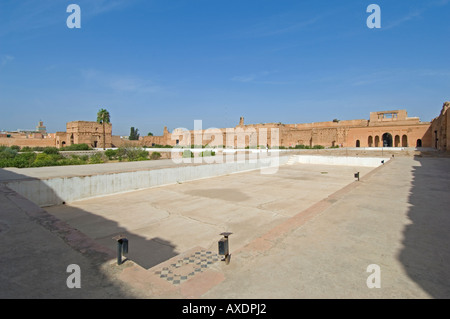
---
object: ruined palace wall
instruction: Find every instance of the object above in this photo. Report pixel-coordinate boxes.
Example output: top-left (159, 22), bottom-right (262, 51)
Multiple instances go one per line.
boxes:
top-left (0, 137), bottom-right (56, 148)
top-left (346, 124), bottom-right (432, 148)
top-left (429, 102), bottom-right (450, 151)
top-left (67, 121), bottom-right (112, 148)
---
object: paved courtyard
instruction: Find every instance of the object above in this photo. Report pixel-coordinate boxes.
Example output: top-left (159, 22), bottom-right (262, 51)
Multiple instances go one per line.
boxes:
top-left (45, 163), bottom-right (372, 270)
top-left (1, 155), bottom-right (449, 298)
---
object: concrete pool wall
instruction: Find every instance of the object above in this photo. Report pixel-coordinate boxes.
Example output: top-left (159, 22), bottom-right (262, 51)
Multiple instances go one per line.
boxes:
top-left (2, 155), bottom-right (389, 207)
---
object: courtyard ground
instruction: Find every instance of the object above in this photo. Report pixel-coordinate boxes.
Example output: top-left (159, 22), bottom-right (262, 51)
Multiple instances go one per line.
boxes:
top-left (0, 154), bottom-right (449, 298)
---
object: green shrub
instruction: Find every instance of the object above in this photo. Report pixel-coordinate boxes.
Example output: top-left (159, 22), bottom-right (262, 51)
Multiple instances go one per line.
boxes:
top-left (66, 154), bottom-right (88, 164)
top-left (150, 152), bottom-right (161, 160)
top-left (12, 156), bottom-right (31, 168)
top-left (0, 158), bottom-right (14, 168)
top-left (32, 153), bottom-right (59, 167)
top-left (0, 150), bottom-right (39, 168)
top-left (152, 144), bottom-right (173, 148)
top-left (17, 152), bottom-right (37, 166)
top-left (293, 144), bottom-right (324, 149)
top-left (10, 145), bottom-right (21, 151)
top-left (200, 151), bottom-right (216, 157)
top-left (126, 148), bottom-right (149, 161)
top-left (116, 147), bottom-right (127, 161)
top-left (61, 143), bottom-right (91, 151)
top-left (0, 147), bottom-right (18, 159)
top-left (42, 147), bottom-right (59, 155)
top-left (114, 147), bottom-right (149, 162)
top-left (182, 150), bottom-right (194, 158)
top-left (105, 149), bottom-right (118, 160)
top-left (89, 153), bottom-right (105, 164)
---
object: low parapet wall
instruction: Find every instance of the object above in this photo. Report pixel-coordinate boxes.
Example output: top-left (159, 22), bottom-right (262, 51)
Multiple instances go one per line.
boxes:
top-left (293, 155), bottom-right (390, 167)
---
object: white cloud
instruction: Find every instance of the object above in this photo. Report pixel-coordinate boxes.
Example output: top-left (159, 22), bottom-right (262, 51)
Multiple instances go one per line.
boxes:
top-left (232, 71), bottom-right (271, 83)
top-left (231, 71), bottom-right (292, 85)
top-left (81, 69), bottom-right (161, 94)
top-left (0, 0), bottom-right (138, 37)
top-left (0, 55), bottom-right (14, 67)
top-left (383, 0), bottom-right (450, 30)
top-left (238, 11), bottom-right (327, 39)
top-left (349, 68), bottom-right (450, 86)
top-left (231, 75), bottom-right (257, 83)
top-left (383, 10), bottom-right (422, 30)
top-left (109, 77), bottom-right (161, 93)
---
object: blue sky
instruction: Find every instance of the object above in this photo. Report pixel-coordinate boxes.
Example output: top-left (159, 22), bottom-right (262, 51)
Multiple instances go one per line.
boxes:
top-left (0, 0), bottom-right (449, 136)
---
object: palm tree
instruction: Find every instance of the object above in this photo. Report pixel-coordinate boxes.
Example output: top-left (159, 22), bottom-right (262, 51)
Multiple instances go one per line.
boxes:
top-left (96, 108), bottom-right (110, 150)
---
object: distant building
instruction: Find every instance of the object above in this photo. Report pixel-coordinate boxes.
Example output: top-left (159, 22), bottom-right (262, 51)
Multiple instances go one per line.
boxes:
top-left (63, 121), bottom-right (112, 149)
top-left (142, 109), bottom-right (437, 149)
top-left (35, 121), bottom-right (47, 135)
top-left (0, 103), bottom-right (449, 151)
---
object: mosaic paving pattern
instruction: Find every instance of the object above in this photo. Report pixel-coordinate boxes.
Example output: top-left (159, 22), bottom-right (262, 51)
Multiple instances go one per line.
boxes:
top-left (154, 250), bottom-right (220, 285)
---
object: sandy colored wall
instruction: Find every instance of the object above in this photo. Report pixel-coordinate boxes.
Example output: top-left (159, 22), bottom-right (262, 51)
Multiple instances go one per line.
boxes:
top-left (346, 124), bottom-right (431, 148)
top-left (67, 121), bottom-right (112, 148)
top-left (0, 137), bottom-right (56, 148)
top-left (430, 102), bottom-right (449, 151)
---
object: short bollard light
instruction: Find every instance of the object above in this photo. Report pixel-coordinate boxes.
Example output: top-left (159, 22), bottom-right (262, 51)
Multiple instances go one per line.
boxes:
top-left (354, 172), bottom-right (360, 181)
top-left (218, 232), bottom-right (232, 264)
top-left (113, 234), bottom-right (128, 265)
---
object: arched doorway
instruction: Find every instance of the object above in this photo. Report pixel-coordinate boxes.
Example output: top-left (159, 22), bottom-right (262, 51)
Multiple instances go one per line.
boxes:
top-left (368, 136), bottom-right (373, 147)
top-left (394, 135), bottom-right (400, 147)
top-left (356, 140), bottom-right (360, 147)
top-left (402, 135), bottom-right (408, 147)
top-left (375, 136), bottom-right (380, 147)
top-left (416, 139), bottom-right (422, 147)
top-left (382, 133), bottom-right (393, 147)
